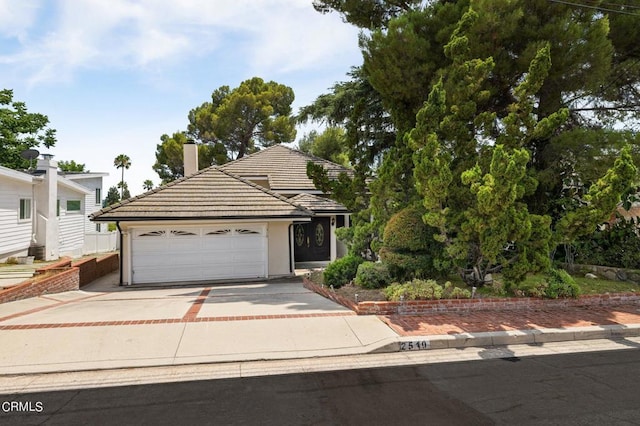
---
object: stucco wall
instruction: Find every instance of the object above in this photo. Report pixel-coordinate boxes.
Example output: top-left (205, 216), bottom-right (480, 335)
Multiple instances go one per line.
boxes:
top-left (268, 221), bottom-right (292, 276)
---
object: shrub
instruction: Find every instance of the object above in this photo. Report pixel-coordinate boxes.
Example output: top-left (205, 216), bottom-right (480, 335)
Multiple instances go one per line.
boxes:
top-left (383, 205), bottom-right (432, 252)
top-left (573, 215), bottom-right (640, 269)
top-left (354, 262), bottom-right (392, 289)
top-left (379, 249), bottom-right (433, 281)
top-left (442, 281), bottom-right (472, 299)
top-left (323, 255), bottom-right (364, 288)
top-left (5, 257), bottom-right (18, 265)
top-left (384, 279), bottom-right (445, 301)
top-left (379, 204), bottom-right (446, 281)
top-left (545, 268), bottom-right (581, 299)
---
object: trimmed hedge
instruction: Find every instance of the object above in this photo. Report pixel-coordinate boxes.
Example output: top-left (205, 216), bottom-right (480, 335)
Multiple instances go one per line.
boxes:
top-left (379, 205), bottom-right (443, 281)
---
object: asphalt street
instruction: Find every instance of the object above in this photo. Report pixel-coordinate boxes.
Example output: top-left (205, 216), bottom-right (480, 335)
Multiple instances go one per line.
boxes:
top-left (2, 348), bottom-right (639, 426)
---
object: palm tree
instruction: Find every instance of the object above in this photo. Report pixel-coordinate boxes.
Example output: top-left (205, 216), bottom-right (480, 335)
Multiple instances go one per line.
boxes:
top-left (143, 179), bottom-right (154, 191)
top-left (113, 154), bottom-right (131, 199)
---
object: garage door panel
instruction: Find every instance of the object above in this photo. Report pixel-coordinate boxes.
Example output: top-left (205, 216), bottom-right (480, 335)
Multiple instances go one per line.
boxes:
top-left (233, 237), bottom-right (263, 250)
top-left (131, 225), bottom-right (267, 284)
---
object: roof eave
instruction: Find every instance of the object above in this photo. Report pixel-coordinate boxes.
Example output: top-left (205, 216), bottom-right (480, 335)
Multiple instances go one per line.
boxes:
top-left (91, 214), bottom-right (313, 222)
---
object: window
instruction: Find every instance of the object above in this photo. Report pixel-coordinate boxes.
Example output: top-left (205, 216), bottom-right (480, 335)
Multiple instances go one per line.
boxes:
top-left (96, 223), bottom-right (101, 232)
top-left (66, 200), bottom-right (81, 212)
top-left (57, 199), bottom-right (60, 217)
top-left (95, 188), bottom-right (101, 205)
top-left (19, 199), bottom-right (31, 220)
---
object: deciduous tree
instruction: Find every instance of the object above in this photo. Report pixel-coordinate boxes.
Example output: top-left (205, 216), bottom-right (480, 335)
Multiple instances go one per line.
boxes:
top-left (0, 89), bottom-right (56, 170)
top-left (58, 160), bottom-right (87, 172)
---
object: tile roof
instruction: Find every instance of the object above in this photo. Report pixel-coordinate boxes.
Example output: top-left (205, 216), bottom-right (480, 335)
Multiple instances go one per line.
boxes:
top-left (220, 145), bottom-right (353, 192)
top-left (289, 193), bottom-right (348, 213)
top-left (90, 167), bottom-right (313, 221)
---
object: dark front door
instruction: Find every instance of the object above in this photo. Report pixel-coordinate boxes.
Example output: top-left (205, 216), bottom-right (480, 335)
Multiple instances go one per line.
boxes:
top-left (294, 217), bottom-right (330, 262)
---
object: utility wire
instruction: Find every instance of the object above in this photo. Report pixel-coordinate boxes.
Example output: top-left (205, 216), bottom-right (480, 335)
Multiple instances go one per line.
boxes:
top-left (548, 0), bottom-right (640, 16)
top-left (582, 0), bottom-right (640, 10)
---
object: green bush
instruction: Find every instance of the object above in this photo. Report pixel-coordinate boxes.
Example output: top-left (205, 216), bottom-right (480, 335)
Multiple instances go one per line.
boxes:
top-left (442, 281), bottom-right (472, 299)
top-left (379, 205), bottom-right (447, 281)
top-left (384, 279), bottom-right (442, 301)
top-left (383, 205), bottom-right (432, 252)
top-left (379, 248), bottom-right (433, 281)
top-left (354, 262), bottom-right (392, 289)
top-left (573, 215), bottom-right (640, 269)
top-left (384, 279), bottom-right (472, 301)
top-left (545, 268), bottom-right (581, 299)
top-left (323, 255), bottom-right (364, 288)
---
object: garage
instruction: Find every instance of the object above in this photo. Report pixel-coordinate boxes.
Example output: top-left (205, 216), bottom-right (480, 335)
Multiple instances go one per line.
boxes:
top-left (130, 225), bottom-right (267, 284)
top-left (89, 165), bottom-right (313, 286)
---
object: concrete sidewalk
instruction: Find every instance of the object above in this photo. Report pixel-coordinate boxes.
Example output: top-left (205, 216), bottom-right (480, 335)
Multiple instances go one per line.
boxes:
top-left (1, 270), bottom-right (639, 378)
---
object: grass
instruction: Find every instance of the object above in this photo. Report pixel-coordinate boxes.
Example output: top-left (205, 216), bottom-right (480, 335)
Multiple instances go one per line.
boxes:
top-left (573, 276), bottom-right (639, 294)
top-left (475, 272), bottom-right (639, 297)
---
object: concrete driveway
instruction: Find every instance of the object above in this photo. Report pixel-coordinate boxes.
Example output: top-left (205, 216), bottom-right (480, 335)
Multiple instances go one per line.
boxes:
top-left (0, 272), bottom-right (398, 374)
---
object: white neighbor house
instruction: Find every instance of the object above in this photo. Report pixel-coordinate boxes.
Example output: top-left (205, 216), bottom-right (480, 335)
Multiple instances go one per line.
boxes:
top-left (0, 155), bottom-right (115, 262)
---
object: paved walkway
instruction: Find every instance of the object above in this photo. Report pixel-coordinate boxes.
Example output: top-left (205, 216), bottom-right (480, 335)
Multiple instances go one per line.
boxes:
top-left (0, 259), bottom-right (60, 289)
top-left (0, 271), bottom-right (639, 380)
top-left (382, 304), bottom-right (640, 336)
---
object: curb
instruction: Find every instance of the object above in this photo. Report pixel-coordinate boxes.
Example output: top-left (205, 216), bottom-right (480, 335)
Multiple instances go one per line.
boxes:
top-left (369, 324), bottom-right (640, 353)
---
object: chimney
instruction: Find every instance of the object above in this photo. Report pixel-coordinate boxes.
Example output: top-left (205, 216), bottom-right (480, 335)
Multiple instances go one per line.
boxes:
top-left (35, 154), bottom-right (59, 260)
top-left (183, 142), bottom-right (198, 176)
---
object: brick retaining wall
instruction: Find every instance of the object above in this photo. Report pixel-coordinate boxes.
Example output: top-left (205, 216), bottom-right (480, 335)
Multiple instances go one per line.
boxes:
top-left (72, 253), bottom-right (119, 287)
top-left (303, 277), bottom-right (640, 315)
top-left (0, 268), bottom-right (79, 304)
top-left (0, 253), bottom-right (119, 304)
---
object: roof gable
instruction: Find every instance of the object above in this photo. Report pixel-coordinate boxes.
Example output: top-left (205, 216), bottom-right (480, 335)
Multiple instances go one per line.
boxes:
top-left (0, 165), bottom-right (92, 195)
top-left (0, 165), bottom-right (34, 184)
top-left (220, 145), bottom-right (353, 192)
top-left (91, 167), bottom-right (313, 221)
top-left (289, 193), bottom-right (348, 213)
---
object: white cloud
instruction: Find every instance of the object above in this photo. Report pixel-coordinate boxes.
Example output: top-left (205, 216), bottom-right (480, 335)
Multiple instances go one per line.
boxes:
top-left (247, 2), bottom-right (359, 74)
top-left (0, 0), bottom-right (39, 40)
top-left (0, 0), bottom-right (359, 86)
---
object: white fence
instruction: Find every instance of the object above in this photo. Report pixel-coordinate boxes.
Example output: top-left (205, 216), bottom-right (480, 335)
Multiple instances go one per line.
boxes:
top-left (83, 231), bottom-right (118, 255)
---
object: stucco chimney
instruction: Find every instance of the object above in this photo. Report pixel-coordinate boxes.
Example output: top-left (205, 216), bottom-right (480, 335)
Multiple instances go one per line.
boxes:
top-left (183, 142), bottom-right (198, 176)
top-left (35, 154), bottom-right (59, 260)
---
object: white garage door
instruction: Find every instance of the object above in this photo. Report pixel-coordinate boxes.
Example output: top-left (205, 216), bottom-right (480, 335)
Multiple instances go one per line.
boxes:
top-left (131, 225), bottom-right (267, 284)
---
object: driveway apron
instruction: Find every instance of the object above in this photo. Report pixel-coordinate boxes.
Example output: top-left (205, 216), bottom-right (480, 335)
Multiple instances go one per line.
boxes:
top-left (0, 272), bottom-right (398, 374)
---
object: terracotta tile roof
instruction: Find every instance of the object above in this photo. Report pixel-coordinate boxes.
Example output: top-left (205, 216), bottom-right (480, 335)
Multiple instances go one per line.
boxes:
top-left (289, 193), bottom-right (348, 213)
top-left (220, 145), bottom-right (353, 192)
top-left (90, 167), bottom-right (313, 221)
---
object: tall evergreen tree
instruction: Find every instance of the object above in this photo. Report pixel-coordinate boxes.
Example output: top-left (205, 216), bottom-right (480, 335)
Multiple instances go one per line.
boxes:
top-left (188, 77), bottom-right (296, 160)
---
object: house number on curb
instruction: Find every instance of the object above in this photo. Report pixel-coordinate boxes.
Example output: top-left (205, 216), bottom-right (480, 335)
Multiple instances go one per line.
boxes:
top-left (399, 341), bottom-right (430, 351)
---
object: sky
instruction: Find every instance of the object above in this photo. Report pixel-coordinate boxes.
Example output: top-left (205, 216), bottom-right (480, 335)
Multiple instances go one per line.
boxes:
top-left (0, 0), bottom-right (362, 196)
